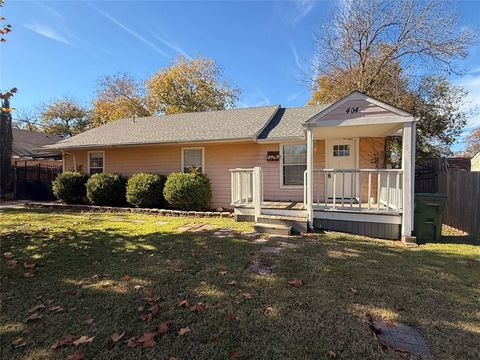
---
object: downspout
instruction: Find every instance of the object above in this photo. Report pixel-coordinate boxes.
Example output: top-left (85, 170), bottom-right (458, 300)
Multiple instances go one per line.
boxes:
top-left (61, 150), bottom-right (77, 171)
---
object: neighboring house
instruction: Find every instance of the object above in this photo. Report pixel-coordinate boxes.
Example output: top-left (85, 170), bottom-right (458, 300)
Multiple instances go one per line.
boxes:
top-left (445, 157), bottom-right (471, 171)
top-left (43, 92), bottom-right (417, 242)
top-left (12, 128), bottom-right (62, 164)
top-left (471, 151), bottom-right (480, 171)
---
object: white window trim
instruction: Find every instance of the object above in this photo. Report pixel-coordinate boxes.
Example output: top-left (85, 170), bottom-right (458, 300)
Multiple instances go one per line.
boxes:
top-left (87, 150), bottom-right (105, 175)
top-left (181, 147), bottom-right (205, 174)
top-left (279, 142), bottom-right (307, 189)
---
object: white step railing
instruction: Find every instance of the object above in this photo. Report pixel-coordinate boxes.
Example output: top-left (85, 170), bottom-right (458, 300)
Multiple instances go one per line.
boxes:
top-left (311, 169), bottom-right (403, 212)
top-left (230, 167), bottom-right (263, 220)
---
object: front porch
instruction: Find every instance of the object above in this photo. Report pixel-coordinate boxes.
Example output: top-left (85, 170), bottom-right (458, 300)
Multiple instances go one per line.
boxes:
top-left (230, 93), bottom-right (416, 241)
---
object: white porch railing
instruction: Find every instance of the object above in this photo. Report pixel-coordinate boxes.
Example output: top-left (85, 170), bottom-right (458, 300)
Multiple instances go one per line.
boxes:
top-left (308, 169), bottom-right (403, 212)
top-left (230, 167), bottom-right (263, 220)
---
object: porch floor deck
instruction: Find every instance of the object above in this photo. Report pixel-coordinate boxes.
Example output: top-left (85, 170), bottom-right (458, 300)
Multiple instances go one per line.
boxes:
top-left (234, 200), bottom-right (400, 214)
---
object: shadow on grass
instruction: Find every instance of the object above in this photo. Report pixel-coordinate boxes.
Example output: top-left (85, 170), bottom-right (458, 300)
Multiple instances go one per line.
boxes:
top-left (1, 208), bottom-right (479, 359)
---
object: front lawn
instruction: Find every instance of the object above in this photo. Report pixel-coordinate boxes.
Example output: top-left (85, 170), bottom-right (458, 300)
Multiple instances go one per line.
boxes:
top-left (1, 209), bottom-right (479, 359)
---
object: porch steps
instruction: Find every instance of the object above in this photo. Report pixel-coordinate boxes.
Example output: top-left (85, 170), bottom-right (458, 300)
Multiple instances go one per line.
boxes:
top-left (254, 223), bottom-right (292, 236)
top-left (255, 214), bottom-right (308, 234)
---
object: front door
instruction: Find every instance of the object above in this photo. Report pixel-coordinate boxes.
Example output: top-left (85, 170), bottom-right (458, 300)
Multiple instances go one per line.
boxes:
top-left (325, 139), bottom-right (357, 200)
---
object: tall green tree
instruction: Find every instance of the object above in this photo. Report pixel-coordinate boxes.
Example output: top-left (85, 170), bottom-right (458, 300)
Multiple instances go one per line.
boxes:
top-left (40, 97), bottom-right (90, 137)
top-left (146, 56), bottom-right (240, 115)
top-left (309, 0), bottom-right (476, 158)
top-left (0, 98), bottom-right (13, 199)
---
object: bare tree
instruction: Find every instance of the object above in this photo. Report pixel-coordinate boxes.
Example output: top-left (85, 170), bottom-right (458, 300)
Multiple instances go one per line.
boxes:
top-left (312, 0), bottom-right (476, 92)
top-left (13, 109), bottom-right (41, 130)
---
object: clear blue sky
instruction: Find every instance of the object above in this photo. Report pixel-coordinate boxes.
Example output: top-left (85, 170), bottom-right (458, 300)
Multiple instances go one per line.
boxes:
top-left (1, 1), bottom-right (479, 151)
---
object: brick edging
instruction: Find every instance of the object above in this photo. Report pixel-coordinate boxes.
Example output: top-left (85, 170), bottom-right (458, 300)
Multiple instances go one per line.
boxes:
top-left (24, 202), bottom-right (233, 218)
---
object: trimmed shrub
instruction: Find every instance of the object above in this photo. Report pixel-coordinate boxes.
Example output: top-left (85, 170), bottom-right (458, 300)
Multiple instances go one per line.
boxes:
top-left (163, 173), bottom-right (212, 210)
top-left (86, 173), bottom-right (127, 206)
top-left (52, 171), bottom-right (88, 204)
top-left (126, 173), bottom-right (167, 208)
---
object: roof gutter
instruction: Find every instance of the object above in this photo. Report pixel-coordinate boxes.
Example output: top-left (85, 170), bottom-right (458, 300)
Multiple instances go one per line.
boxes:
top-left (45, 137), bottom-right (260, 151)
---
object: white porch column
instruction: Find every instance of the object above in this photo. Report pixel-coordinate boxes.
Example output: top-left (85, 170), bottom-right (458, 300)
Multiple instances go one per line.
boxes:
top-left (306, 127), bottom-right (314, 227)
top-left (401, 121), bottom-right (416, 242)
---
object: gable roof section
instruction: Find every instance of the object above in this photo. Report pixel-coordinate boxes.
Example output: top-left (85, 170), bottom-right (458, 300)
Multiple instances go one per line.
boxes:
top-left (305, 91), bottom-right (415, 128)
top-left (13, 128), bottom-right (62, 157)
top-left (257, 105), bottom-right (328, 141)
top-left (46, 105), bottom-right (280, 149)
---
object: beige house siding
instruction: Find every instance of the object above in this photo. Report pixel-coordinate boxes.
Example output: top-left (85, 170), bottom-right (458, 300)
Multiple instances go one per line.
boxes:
top-left (63, 137), bottom-right (385, 209)
top-left (317, 99), bottom-right (396, 121)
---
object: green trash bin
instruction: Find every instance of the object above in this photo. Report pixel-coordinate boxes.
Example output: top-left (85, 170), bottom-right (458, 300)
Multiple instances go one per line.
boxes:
top-left (414, 193), bottom-right (447, 244)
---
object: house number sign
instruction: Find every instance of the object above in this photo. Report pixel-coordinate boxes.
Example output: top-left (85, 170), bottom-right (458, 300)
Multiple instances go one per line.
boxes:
top-left (345, 107), bottom-right (359, 114)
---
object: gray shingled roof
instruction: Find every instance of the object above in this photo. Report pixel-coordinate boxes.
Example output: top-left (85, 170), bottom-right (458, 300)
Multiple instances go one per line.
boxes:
top-left (44, 104), bottom-right (328, 150)
top-left (13, 128), bottom-right (62, 157)
top-left (46, 105), bottom-right (280, 149)
top-left (257, 105), bottom-right (329, 140)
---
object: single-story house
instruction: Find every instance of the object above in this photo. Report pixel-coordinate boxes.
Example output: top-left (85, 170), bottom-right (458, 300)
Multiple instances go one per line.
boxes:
top-left (43, 92), bottom-right (417, 242)
top-left (12, 128), bottom-right (62, 165)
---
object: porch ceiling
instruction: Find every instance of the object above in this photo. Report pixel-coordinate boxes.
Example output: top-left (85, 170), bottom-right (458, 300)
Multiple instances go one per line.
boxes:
top-left (312, 123), bottom-right (403, 139)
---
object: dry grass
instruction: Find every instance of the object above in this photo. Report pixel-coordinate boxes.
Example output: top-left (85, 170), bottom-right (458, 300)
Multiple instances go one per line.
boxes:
top-left (1, 209), bottom-right (479, 359)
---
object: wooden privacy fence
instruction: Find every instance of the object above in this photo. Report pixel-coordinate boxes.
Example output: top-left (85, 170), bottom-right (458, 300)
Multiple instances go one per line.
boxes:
top-left (437, 171), bottom-right (480, 238)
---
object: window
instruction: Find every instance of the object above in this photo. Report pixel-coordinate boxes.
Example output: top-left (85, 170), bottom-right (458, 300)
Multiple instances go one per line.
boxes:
top-left (182, 148), bottom-right (204, 173)
top-left (89, 151), bottom-right (104, 175)
top-left (282, 144), bottom-right (307, 186)
top-left (333, 144), bottom-right (350, 157)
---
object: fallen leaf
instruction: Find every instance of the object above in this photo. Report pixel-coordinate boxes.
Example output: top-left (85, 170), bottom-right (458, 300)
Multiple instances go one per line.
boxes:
top-left (219, 271), bottom-right (227, 276)
top-left (171, 267), bottom-right (183, 272)
top-left (111, 332), bottom-right (125, 343)
top-left (231, 348), bottom-right (240, 359)
top-left (73, 335), bottom-right (94, 346)
top-left (126, 337), bottom-right (138, 348)
top-left (328, 350), bottom-right (337, 357)
top-left (149, 304), bottom-right (159, 316)
top-left (28, 304), bottom-right (45, 313)
top-left (24, 272), bottom-right (34, 278)
top-left (242, 292), bottom-right (252, 300)
top-left (264, 306), bottom-right (274, 315)
top-left (49, 306), bottom-right (64, 313)
top-left (8, 260), bottom-right (18, 268)
top-left (66, 350), bottom-right (85, 360)
top-left (23, 262), bottom-right (36, 269)
top-left (11, 337), bottom-right (26, 348)
top-left (85, 315), bottom-right (94, 325)
top-left (51, 335), bottom-right (76, 349)
top-left (137, 306), bottom-right (145, 312)
top-left (66, 290), bottom-right (77, 296)
top-left (25, 312), bottom-right (42, 322)
top-left (228, 280), bottom-right (237, 286)
top-left (178, 299), bottom-right (190, 307)
top-left (122, 275), bottom-right (130, 281)
top-left (228, 314), bottom-right (240, 322)
top-left (169, 357), bottom-right (177, 360)
top-left (348, 288), bottom-right (358, 295)
top-left (178, 327), bottom-right (191, 336)
top-left (158, 321), bottom-right (170, 334)
top-left (137, 332), bottom-right (157, 348)
top-left (288, 279), bottom-right (304, 287)
top-left (191, 303), bottom-right (206, 312)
